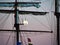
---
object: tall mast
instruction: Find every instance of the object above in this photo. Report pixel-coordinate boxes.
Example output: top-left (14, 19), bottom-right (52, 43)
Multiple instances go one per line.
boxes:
top-left (14, 0), bottom-right (20, 45)
top-left (55, 0), bottom-right (59, 45)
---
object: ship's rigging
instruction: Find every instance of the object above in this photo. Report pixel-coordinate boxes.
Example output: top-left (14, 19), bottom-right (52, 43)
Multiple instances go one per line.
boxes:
top-left (0, 0), bottom-right (53, 45)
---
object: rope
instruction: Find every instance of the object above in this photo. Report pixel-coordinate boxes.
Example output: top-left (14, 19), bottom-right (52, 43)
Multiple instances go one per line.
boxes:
top-left (21, 32), bottom-right (27, 45)
top-left (5, 32), bottom-right (13, 45)
top-left (0, 7), bottom-right (13, 28)
top-left (29, 15), bottom-right (51, 30)
top-left (1, 7), bottom-right (14, 45)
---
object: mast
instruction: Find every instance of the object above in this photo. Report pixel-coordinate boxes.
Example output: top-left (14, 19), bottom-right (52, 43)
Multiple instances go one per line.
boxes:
top-left (14, 0), bottom-right (20, 45)
top-left (55, 0), bottom-right (60, 45)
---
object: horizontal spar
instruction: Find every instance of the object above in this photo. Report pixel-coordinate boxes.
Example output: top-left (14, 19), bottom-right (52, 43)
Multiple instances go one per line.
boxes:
top-left (0, 2), bottom-right (41, 8)
top-left (0, 29), bottom-right (53, 33)
top-left (0, 2), bottom-right (41, 4)
top-left (0, 9), bottom-right (48, 15)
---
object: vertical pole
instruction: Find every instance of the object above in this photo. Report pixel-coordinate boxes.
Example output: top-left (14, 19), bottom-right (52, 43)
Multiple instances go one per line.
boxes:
top-left (55, 0), bottom-right (59, 45)
top-left (56, 16), bottom-right (59, 45)
top-left (55, 0), bottom-right (58, 13)
top-left (14, 0), bottom-right (20, 45)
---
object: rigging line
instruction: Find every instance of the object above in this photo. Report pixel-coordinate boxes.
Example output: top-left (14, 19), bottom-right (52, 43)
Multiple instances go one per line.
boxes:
top-left (12, 14), bottom-right (14, 30)
top-left (43, 1), bottom-right (53, 29)
top-left (0, 7), bottom-right (13, 23)
top-left (50, 0), bottom-right (56, 45)
top-left (41, 0), bottom-right (51, 26)
top-left (40, 4), bottom-right (48, 12)
top-left (22, 32), bottom-right (26, 44)
top-left (43, 0), bottom-right (54, 44)
top-left (18, 0), bottom-right (50, 29)
top-left (49, 0), bottom-right (54, 45)
top-left (48, 0), bottom-right (55, 30)
top-left (40, 0), bottom-right (52, 12)
top-left (44, 13), bottom-right (54, 31)
top-left (3, 8), bottom-right (14, 45)
top-left (41, 0), bottom-right (49, 3)
top-left (5, 32), bottom-right (13, 45)
top-left (51, 30), bottom-right (52, 45)
top-left (31, 15), bottom-right (50, 29)
top-left (23, 32), bottom-right (29, 45)
top-left (52, 11), bottom-right (57, 45)
top-left (0, 8), bottom-right (14, 45)
top-left (44, 14), bottom-right (51, 29)
top-left (53, 17), bottom-right (57, 45)
top-left (40, 0), bottom-right (54, 30)
top-left (50, 0), bottom-right (54, 12)
top-left (0, 14), bottom-right (10, 28)
top-left (41, 0), bottom-right (51, 11)
top-left (9, 5), bottom-right (15, 30)
top-left (50, 15), bottom-right (53, 45)
top-left (0, 7), bottom-right (14, 28)
top-left (44, 14), bottom-right (53, 45)
top-left (41, 0), bottom-right (53, 12)
top-left (21, 32), bottom-right (27, 45)
top-left (35, 7), bottom-right (49, 28)
top-left (19, 32), bottom-right (24, 45)
top-left (13, 32), bottom-right (15, 45)
top-left (29, 15), bottom-right (50, 30)
top-left (39, 1), bottom-right (48, 12)
top-left (49, 0), bottom-right (54, 30)
top-left (0, 14), bottom-right (7, 28)
top-left (0, 13), bottom-right (7, 23)
top-left (1, 7), bottom-right (14, 28)
top-left (47, 0), bottom-right (54, 31)
top-left (13, 32), bottom-right (16, 45)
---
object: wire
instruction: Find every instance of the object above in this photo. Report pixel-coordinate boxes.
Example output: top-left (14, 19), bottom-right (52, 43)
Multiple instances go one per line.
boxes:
top-left (22, 32), bottom-right (29, 45)
top-left (50, 0), bottom-right (56, 45)
top-left (40, 0), bottom-right (54, 30)
top-left (49, 0), bottom-right (55, 45)
top-left (1, 14), bottom-right (11, 28)
top-left (1, 7), bottom-right (14, 45)
top-left (0, 7), bottom-right (13, 29)
top-left (21, 32), bottom-right (27, 45)
top-left (42, 0), bottom-right (51, 11)
top-left (0, 14), bottom-right (7, 23)
top-left (29, 15), bottom-right (50, 30)
top-left (29, 1), bottom-right (54, 45)
top-left (10, 0), bottom-right (54, 45)
top-left (44, 13), bottom-right (53, 45)
top-left (19, 31), bottom-right (24, 45)
top-left (41, 0), bottom-right (54, 30)
top-left (43, 0), bottom-right (54, 45)
top-left (45, 14), bottom-right (51, 28)
top-left (5, 32), bottom-right (13, 45)
top-left (0, 14), bottom-right (8, 28)
top-left (41, 0), bottom-right (49, 3)
top-left (24, 0), bottom-right (53, 30)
